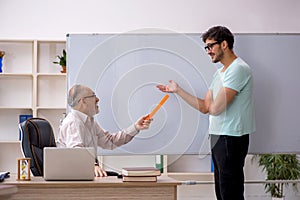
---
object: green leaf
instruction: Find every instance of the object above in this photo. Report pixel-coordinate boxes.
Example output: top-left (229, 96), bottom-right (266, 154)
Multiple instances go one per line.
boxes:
top-left (53, 49), bottom-right (66, 66)
top-left (253, 154), bottom-right (300, 197)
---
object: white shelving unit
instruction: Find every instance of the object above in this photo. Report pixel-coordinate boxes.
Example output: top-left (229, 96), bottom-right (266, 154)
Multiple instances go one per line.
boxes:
top-left (0, 39), bottom-right (66, 142)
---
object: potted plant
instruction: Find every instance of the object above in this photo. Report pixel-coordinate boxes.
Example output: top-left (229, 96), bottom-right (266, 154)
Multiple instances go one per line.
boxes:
top-left (253, 154), bottom-right (300, 199)
top-left (53, 49), bottom-right (66, 73)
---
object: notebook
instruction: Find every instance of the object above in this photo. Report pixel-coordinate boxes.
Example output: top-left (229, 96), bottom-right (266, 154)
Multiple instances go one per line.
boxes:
top-left (43, 147), bottom-right (95, 181)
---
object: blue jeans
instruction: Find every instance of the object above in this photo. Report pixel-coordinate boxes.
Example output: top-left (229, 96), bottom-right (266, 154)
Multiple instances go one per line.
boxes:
top-left (211, 134), bottom-right (249, 200)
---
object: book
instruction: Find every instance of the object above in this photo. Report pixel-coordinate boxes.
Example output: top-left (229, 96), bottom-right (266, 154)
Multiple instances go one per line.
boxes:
top-left (121, 167), bottom-right (161, 177)
top-left (122, 175), bottom-right (157, 182)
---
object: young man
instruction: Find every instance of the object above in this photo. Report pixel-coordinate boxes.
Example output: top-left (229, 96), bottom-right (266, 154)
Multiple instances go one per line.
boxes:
top-left (157, 26), bottom-right (255, 200)
top-left (56, 84), bottom-right (152, 177)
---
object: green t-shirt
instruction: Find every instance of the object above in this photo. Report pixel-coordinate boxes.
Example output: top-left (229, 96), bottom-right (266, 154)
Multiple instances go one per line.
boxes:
top-left (209, 57), bottom-right (256, 136)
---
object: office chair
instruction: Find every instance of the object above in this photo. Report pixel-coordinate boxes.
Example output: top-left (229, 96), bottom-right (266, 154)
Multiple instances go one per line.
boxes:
top-left (19, 118), bottom-right (56, 176)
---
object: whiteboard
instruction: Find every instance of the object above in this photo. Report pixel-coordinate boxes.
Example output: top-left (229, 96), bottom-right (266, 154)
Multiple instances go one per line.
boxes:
top-left (234, 34), bottom-right (300, 154)
top-left (67, 31), bottom-right (215, 155)
top-left (67, 32), bottom-right (300, 155)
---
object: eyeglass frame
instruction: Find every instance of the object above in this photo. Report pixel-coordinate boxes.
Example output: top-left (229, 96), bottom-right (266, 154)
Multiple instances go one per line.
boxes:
top-left (78, 94), bottom-right (96, 103)
top-left (82, 94), bottom-right (96, 99)
top-left (204, 41), bottom-right (221, 51)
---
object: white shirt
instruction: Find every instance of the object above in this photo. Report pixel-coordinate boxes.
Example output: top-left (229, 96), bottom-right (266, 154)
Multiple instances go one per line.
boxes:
top-left (56, 109), bottom-right (139, 152)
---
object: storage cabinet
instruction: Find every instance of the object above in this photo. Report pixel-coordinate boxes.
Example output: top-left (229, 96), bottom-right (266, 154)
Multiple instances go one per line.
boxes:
top-left (0, 39), bottom-right (66, 142)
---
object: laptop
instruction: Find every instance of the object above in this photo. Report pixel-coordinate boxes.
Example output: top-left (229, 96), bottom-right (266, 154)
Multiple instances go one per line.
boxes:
top-left (43, 147), bottom-right (95, 181)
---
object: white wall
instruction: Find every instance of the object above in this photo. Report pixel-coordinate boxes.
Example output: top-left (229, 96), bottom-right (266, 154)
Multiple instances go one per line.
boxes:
top-left (1, 0), bottom-right (300, 199)
top-left (0, 0), bottom-right (300, 40)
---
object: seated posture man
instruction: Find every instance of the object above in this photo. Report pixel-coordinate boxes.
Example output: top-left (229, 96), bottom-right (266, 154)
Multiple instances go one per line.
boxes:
top-left (56, 84), bottom-right (152, 177)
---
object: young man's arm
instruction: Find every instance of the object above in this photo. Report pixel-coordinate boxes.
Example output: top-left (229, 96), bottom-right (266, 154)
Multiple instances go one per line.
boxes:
top-left (206, 87), bottom-right (237, 115)
top-left (157, 80), bottom-right (237, 115)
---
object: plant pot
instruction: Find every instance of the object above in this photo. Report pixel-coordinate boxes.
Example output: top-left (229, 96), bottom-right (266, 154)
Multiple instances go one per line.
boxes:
top-left (272, 197), bottom-right (284, 200)
top-left (61, 65), bottom-right (66, 73)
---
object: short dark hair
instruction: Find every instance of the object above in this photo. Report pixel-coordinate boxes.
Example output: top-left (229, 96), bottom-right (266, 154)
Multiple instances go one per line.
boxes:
top-left (202, 26), bottom-right (234, 49)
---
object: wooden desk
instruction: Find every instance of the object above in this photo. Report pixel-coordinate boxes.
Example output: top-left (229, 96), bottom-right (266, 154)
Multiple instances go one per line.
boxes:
top-left (0, 185), bottom-right (18, 199)
top-left (3, 175), bottom-right (180, 200)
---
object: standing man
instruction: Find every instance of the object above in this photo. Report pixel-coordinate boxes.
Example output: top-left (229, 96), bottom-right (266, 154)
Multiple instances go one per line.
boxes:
top-left (56, 84), bottom-right (152, 177)
top-left (157, 26), bottom-right (255, 200)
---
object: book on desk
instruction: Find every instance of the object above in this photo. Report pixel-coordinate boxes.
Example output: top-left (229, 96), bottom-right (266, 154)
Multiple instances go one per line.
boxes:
top-left (122, 176), bottom-right (157, 182)
top-left (121, 167), bottom-right (161, 182)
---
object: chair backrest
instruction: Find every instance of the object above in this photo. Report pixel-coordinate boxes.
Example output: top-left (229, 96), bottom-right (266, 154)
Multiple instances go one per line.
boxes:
top-left (19, 118), bottom-right (56, 176)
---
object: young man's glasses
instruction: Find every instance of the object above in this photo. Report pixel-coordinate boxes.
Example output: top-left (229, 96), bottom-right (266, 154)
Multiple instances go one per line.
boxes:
top-left (204, 41), bottom-right (220, 51)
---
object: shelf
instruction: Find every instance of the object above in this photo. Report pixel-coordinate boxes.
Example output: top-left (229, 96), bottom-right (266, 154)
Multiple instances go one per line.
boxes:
top-left (167, 172), bottom-right (214, 182)
top-left (37, 73), bottom-right (66, 76)
top-left (0, 40), bottom-right (33, 73)
top-left (0, 141), bottom-right (21, 144)
top-left (37, 109), bottom-right (66, 139)
top-left (0, 107), bottom-right (33, 109)
top-left (36, 107), bottom-right (66, 110)
top-left (0, 109), bottom-right (32, 141)
top-left (0, 39), bottom-right (66, 145)
top-left (0, 76), bottom-right (33, 107)
top-left (167, 154), bottom-right (212, 173)
top-left (37, 41), bottom-right (65, 73)
top-left (37, 75), bottom-right (66, 107)
top-left (0, 39), bottom-right (34, 43)
top-left (0, 73), bottom-right (33, 77)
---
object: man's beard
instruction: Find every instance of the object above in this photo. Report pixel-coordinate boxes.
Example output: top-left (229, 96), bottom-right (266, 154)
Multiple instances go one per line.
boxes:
top-left (212, 50), bottom-right (224, 63)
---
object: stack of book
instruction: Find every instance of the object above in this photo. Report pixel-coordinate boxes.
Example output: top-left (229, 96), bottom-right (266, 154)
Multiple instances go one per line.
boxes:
top-left (121, 167), bottom-right (161, 182)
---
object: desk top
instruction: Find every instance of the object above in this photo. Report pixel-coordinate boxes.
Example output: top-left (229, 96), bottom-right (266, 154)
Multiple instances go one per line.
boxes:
top-left (0, 185), bottom-right (18, 197)
top-left (3, 174), bottom-right (181, 187)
